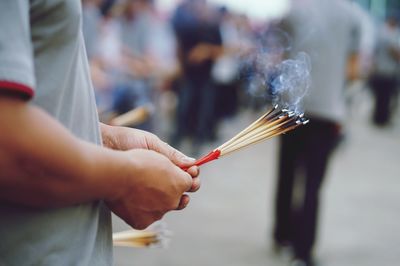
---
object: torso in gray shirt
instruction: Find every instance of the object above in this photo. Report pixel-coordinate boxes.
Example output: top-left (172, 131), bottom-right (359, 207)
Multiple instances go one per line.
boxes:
top-left (283, 0), bottom-right (364, 123)
top-left (0, 1), bottom-right (112, 265)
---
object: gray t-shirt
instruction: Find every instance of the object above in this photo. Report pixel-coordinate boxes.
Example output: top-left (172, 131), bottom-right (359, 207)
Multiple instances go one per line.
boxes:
top-left (0, 1), bottom-right (112, 265)
top-left (283, 0), bottom-right (371, 123)
top-left (374, 23), bottom-right (400, 77)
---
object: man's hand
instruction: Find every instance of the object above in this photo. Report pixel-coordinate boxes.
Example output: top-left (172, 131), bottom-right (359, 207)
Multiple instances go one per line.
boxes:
top-left (188, 43), bottom-right (212, 64)
top-left (188, 43), bottom-right (224, 64)
top-left (100, 124), bottom-right (201, 229)
top-left (105, 149), bottom-right (194, 229)
top-left (100, 124), bottom-right (200, 192)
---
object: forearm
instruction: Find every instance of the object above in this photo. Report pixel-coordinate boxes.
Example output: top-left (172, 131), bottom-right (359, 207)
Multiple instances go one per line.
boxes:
top-left (0, 97), bottom-right (123, 207)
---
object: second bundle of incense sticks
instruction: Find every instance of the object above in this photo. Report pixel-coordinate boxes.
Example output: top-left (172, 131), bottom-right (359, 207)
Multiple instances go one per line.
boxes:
top-left (113, 223), bottom-right (171, 248)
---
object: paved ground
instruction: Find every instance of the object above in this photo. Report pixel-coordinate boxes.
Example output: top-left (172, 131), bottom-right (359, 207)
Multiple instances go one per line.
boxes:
top-left (113, 90), bottom-right (400, 266)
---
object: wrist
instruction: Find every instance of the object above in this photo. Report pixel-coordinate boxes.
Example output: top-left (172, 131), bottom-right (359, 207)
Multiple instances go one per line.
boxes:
top-left (85, 144), bottom-right (134, 202)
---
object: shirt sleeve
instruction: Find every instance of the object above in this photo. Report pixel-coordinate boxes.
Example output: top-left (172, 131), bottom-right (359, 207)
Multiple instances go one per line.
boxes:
top-left (0, 1), bottom-right (35, 99)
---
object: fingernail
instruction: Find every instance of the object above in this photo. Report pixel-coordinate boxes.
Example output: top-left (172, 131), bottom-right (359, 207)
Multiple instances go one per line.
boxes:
top-left (182, 157), bottom-right (196, 163)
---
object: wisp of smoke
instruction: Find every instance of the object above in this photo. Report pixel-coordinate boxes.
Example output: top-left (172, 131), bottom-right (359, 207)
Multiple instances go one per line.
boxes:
top-left (266, 52), bottom-right (311, 112)
top-left (240, 28), bottom-right (311, 112)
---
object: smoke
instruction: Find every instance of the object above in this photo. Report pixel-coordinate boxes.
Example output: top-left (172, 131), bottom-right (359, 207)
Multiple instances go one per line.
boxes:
top-left (258, 27), bottom-right (292, 55)
top-left (240, 28), bottom-right (311, 112)
top-left (266, 52), bottom-right (311, 111)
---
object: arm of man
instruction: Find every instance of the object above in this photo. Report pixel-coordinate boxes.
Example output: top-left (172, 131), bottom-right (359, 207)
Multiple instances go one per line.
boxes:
top-left (0, 95), bottom-right (196, 229)
top-left (0, 95), bottom-right (108, 207)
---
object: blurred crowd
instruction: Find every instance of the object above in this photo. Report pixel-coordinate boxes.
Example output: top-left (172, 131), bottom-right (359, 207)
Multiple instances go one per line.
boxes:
top-left (82, 1), bottom-right (400, 265)
top-left (81, 0), bottom-right (270, 154)
top-left (82, 0), bottom-right (400, 151)
top-left (82, 0), bottom-right (262, 156)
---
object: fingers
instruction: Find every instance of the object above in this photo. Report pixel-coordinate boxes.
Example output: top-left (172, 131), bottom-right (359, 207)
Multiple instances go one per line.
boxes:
top-left (185, 166), bottom-right (200, 192)
top-left (176, 169), bottom-right (200, 209)
top-left (186, 165), bottom-right (200, 177)
top-left (189, 177), bottom-right (201, 192)
top-left (176, 194), bottom-right (190, 210)
top-left (179, 171), bottom-right (194, 192)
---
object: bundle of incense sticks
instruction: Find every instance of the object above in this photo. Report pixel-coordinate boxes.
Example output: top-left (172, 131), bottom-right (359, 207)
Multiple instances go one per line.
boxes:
top-left (113, 229), bottom-right (159, 248)
top-left (185, 105), bottom-right (309, 170)
top-left (113, 223), bottom-right (171, 248)
top-left (113, 229), bottom-right (169, 248)
top-left (110, 105), bottom-right (152, 127)
top-left (113, 230), bottom-right (166, 248)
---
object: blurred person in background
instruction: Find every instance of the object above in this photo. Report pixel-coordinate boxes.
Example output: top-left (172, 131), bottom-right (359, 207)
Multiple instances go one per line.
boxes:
top-left (271, 1), bottom-right (373, 265)
top-left (114, 0), bottom-right (178, 130)
top-left (212, 7), bottom-right (249, 122)
top-left (119, 0), bottom-right (178, 83)
top-left (0, 1), bottom-right (200, 265)
top-left (85, 0), bottom-right (178, 130)
top-left (369, 15), bottom-right (400, 127)
top-left (170, 0), bottom-right (223, 154)
top-left (84, 0), bottom-right (123, 111)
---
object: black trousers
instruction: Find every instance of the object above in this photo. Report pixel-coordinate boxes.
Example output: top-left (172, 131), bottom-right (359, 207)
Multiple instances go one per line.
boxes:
top-left (369, 75), bottom-right (398, 126)
top-left (273, 118), bottom-right (340, 260)
top-left (172, 77), bottom-right (217, 146)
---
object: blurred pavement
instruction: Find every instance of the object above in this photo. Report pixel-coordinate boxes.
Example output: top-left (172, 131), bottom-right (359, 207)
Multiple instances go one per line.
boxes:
top-left (112, 91), bottom-right (400, 266)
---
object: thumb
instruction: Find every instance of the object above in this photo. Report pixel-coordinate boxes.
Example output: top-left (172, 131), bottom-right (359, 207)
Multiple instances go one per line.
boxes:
top-left (165, 145), bottom-right (196, 168)
top-left (147, 136), bottom-right (196, 167)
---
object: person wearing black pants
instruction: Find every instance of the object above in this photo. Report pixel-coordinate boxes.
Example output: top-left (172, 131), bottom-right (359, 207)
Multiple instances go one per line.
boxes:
top-left (369, 75), bottom-right (398, 126)
top-left (170, 0), bottom-right (223, 152)
top-left (271, 1), bottom-right (373, 264)
top-left (368, 17), bottom-right (400, 127)
top-left (173, 77), bottom-right (218, 147)
top-left (273, 117), bottom-right (340, 264)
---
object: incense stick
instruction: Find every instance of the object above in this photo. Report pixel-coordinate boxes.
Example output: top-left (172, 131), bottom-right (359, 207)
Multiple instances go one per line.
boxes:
top-left (113, 223), bottom-right (171, 248)
top-left (221, 122), bottom-right (302, 157)
top-left (110, 105), bottom-right (152, 127)
top-left (113, 229), bottom-right (159, 248)
top-left (216, 105), bottom-right (279, 151)
top-left (220, 114), bottom-right (296, 154)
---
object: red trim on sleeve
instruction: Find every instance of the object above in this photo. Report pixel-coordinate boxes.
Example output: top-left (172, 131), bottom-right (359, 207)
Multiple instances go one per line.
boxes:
top-left (0, 81), bottom-right (34, 99)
